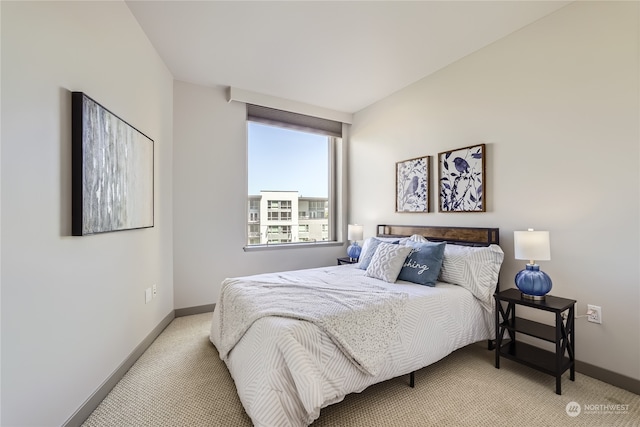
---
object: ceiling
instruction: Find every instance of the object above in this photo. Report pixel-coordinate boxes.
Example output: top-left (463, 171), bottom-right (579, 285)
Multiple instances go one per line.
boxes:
top-left (126, 1), bottom-right (570, 114)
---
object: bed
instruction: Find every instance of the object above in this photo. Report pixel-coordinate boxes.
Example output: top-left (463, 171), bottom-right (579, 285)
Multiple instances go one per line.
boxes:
top-left (210, 225), bottom-right (503, 427)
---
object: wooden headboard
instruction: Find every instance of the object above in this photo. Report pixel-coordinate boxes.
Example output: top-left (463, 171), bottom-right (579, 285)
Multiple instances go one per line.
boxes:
top-left (376, 224), bottom-right (499, 246)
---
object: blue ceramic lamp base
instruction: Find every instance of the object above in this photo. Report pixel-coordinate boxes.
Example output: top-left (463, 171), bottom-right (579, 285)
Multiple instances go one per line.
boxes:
top-left (347, 242), bottom-right (361, 262)
top-left (515, 264), bottom-right (552, 301)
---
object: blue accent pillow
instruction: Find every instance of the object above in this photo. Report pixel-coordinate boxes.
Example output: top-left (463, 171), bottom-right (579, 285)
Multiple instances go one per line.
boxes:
top-left (358, 238), bottom-right (399, 270)
top-left (397, 241), bottom-right (446, 286)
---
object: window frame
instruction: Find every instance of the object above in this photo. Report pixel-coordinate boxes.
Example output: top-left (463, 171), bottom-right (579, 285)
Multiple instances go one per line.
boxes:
top-left (244, 105), bottom-right (344, 250)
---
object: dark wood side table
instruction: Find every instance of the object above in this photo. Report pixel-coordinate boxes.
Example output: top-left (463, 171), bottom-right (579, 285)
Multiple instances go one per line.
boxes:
top-left (337, 257), bottom-right (358, 265)
top-left (495, 288), bottom-right (576, 395)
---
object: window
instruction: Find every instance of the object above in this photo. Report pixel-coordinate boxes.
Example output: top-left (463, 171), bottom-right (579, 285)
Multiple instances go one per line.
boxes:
top-left (309, 200), bottom-right (327, 219)
top-left (266, 225), bottom-right (292, 243)
top-left (247, 104), bottom-right (342, 247)
top-left (248, 224), bottom-right (261, 245)
top-left (267, 199), bottom-right (292, 221)
top-left (248, 198), bottom-right (260, 223)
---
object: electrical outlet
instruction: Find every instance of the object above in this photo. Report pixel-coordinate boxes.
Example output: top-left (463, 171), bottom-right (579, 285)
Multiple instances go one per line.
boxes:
top-left (587, 304), bottom-right (602, 324)
top-left (145, 288), bottom-right (152, 304)
top-left (152, 284), bottom-right (157, 298)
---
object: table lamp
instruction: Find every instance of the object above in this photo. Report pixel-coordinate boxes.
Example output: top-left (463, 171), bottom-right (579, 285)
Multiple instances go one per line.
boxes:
top-left (514, 229), bottom-right (552, 300)
top-left (347, 224), bottom-right (363, 261)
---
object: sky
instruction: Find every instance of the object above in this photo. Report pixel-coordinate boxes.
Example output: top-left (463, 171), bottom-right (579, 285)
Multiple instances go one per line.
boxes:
top-left (248, 122), bottom-right (329, 197)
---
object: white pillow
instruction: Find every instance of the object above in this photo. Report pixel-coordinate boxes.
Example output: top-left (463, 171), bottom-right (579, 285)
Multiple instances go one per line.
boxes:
top-left (408, 234), bottom-right (428, 243)
top-left (365, 243), bottom-right (413, 283)
top-left (439, 244), bottom-right (504, 305)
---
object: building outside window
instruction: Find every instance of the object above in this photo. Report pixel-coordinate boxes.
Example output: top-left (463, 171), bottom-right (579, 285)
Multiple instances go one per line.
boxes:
top-left (249, 191), bottom-right (327, 244)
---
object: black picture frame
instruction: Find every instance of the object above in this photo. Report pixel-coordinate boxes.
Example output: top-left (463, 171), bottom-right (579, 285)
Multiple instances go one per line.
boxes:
top-left (72, 92), bottom-right (154, 235)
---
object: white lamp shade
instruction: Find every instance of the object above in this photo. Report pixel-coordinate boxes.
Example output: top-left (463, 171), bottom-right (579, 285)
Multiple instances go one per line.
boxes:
top-left (347, 224), bottom-right (363, 241)
top-left (514, 229), bottom-right (550, 262)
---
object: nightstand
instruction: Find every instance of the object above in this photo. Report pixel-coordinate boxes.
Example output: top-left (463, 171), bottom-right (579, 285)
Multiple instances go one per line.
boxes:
top-left (495, 288), bottom-right (576, 395)
top-left (337, 257), bottom-right (358, 265)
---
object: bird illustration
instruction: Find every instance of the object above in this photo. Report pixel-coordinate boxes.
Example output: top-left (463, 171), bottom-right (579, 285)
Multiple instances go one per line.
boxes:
top-left (453, 157), bottom-right (469, 173)
top-left (408, 175), bottom-right (419, 195)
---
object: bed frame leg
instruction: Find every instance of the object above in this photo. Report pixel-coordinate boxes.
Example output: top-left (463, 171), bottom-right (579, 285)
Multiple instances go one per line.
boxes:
top-left (409, 371), bottom-right (415, 388)
top-left (487, 339), bottom-right (495, 350)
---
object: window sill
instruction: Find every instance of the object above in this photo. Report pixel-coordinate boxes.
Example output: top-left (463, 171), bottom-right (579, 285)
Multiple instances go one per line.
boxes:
top-left (243, 241), bottom-right (344, 252)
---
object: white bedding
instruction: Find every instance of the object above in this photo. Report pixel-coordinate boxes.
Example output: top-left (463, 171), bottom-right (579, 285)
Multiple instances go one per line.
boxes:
top-left (217, 273), bottom-right (408, 376)
top-left (210, 264), bottom-right (495, 427)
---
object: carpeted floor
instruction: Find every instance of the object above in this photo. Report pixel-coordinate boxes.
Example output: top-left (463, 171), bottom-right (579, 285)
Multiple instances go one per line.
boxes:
top-left (83, 313), bottom-right (640, 426)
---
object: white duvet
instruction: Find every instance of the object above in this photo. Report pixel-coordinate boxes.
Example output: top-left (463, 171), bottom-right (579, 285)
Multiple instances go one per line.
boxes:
top-left (216, 273), bottom-right (408, 376)
top-left (210, 265), bottom-right (495, 427)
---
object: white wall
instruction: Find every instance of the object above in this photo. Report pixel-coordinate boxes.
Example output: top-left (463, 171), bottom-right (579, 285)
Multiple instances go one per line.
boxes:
top-left (1, 2), bottom-right (174, 425)
top-left (350, 1), bottom-right (639, 380)
top-left (173, 81), bottom-right (346, 308)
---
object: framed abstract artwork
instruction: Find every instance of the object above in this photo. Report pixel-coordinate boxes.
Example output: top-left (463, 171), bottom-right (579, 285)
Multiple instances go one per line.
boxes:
top-left (396, 156), bottom-right (430, 213)
top-left (438, 143), bottom-right (485, 212)
top-left (72, 92), bottom-right (154, 235)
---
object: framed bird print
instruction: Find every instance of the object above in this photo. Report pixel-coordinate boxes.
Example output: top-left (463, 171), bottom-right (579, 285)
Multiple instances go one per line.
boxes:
top-left (438, 144), bottom-right (485, 212)
top-left (396, 156), bottom-right (430, 213)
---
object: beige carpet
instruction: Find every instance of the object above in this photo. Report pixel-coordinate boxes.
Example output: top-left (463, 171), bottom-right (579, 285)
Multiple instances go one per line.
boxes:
top-left (83, 313), bottom-right (640, 427)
